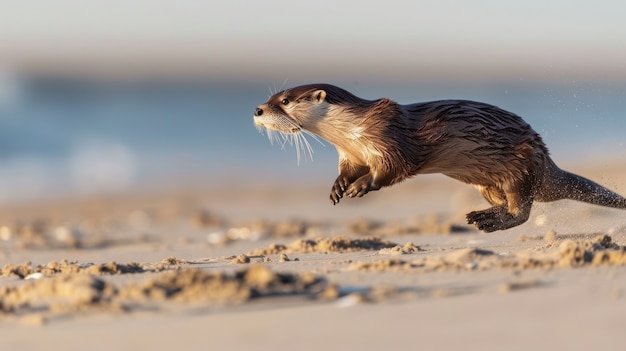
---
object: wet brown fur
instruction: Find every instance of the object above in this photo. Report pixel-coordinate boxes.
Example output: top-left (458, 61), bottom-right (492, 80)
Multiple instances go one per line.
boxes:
top-left (254, 84), bottom-right (626, 232)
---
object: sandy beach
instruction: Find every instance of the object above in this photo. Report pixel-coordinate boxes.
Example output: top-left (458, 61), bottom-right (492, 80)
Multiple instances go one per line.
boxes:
top-left (0, 159), bottom-right (624, 350)
top-left (3, 1), bottom-right (626, 349)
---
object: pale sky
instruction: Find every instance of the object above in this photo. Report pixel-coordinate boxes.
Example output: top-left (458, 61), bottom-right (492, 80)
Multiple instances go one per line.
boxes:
top-left (1, 0), bottom-right (625, 81)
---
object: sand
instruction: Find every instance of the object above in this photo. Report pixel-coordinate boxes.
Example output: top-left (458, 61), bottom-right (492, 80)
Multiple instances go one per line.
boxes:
top-left (0, 162), bottom-right (625, 350)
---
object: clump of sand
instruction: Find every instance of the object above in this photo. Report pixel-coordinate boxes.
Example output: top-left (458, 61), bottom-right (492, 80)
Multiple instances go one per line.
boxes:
top-left (378, 242), bottom-right (423, 255)
top-left (0, 274), bottom-right (118, 314)
top-left (421, 234), bottom-right (626, 271)
top-left (1, 260), bottom-right (146, 279)
top-left (557, 234), bottom-right (626, 267)
top-left (0, 265), bottom-right (328, 317)
top-left (120, 265), bottom-right (324, 303)
top-left (160, 256), bottom-right (190, 266)
top-left (0, 256), bottom-right (196, 279)
top-left (350, 235), bottom-right (626, 272)
top-left (351, 248), bottom-right (497, 272)
top-left (231, 254), bottom-right (251, 264)
top-left (247, 236), bottom-right (398, 256)
top-left (349, 259), bottom-right (415, 271)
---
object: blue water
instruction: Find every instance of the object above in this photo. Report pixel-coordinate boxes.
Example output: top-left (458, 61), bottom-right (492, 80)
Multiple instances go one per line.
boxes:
top-left (0, 77), bottom-right (624, 203)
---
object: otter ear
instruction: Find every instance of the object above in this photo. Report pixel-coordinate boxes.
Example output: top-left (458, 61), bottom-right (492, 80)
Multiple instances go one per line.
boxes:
top-left (312, 90), bottom-right (326, 103)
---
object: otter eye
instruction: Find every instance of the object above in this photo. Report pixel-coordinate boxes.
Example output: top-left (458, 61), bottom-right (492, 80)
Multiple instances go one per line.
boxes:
top-left (281, 98), bottom-right (290, 105)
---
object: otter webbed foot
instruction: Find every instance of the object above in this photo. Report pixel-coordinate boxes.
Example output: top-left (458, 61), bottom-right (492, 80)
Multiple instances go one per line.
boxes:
top-left (330, 176), bottom-right (351, 205)
top-left (466, 206), bottom-right (529, 232)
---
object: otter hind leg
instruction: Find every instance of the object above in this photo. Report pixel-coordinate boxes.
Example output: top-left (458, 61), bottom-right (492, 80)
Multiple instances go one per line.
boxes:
top-left (466, 186), bottom-right (533, 232)
top-left (475, 185), bottom-right (506, 206)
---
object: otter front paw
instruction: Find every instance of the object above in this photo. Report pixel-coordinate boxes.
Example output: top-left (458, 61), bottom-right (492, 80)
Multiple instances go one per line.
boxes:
top-left (345, 177), bottom-right (374, 199)
top-left (466, 207), bottom-right (516, 233)
top-left (330, 176), bottom-right (350, 205)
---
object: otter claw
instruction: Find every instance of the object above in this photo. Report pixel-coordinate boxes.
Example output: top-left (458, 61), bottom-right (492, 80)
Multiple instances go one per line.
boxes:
top-left (330, 191), bottom-right (343, 205)
top-left (345, 184), bottom-right (368, 198)
top-left (466, 206), bottom-right (527, 233)
top-left (330, 176), bottom-right (351, 205)
top-left (466, 208), bottom-right (504, 232)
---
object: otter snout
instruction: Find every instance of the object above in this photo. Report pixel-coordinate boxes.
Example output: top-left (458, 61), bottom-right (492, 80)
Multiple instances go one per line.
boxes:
top-left (253, 106), bottom-right (266, 126)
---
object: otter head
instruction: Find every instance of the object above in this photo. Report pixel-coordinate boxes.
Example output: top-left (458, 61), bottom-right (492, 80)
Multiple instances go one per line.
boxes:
top-left (253, 84), bottom-right (335, 163)
top-left (253, 85), bottom-right (329, 134)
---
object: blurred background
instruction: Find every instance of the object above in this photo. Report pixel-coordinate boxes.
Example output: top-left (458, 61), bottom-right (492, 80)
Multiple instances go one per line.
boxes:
top-left (0, 0), bottom-right (625, 204)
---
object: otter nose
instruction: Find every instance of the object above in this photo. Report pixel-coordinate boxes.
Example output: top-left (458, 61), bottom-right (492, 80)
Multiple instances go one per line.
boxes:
top-left (254, 108), bottom-right (263, 116)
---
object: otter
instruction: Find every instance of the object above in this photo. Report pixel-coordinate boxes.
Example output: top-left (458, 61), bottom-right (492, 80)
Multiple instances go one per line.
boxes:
top-left (253, 84), bottom-right (626, 232)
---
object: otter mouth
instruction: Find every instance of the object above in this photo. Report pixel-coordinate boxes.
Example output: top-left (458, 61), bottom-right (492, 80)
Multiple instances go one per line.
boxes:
top-left (253, 112), bottom-right (322, 164)
top-left (253, 115), bottom-right (301, 134)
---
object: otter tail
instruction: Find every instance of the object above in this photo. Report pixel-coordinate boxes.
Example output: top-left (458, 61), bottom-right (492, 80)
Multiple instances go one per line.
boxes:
top-left (551, 170), bottom-right (626, 210)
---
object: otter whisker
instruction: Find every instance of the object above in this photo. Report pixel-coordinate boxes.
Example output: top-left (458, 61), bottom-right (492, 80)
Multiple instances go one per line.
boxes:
top-left (279, 78), bottom-right (289, 93)
top-left (276, 131), bottom-right (289, 149)
top-left (284, 134), bottom-right (294, 150)
top-left (266, 128), bottom-right (282, 146)
top-left (294, 132), bottom-right (302, 151)
top-left (272, 130), bottom-right (280, 144)
top-left (257, 125), bottom-right (271, 143)
top-left (255, 124), bottom-right (265, 134)
top-left (302, 130), bottom-right (325, 147)
top-left (297, 131), bottom-right (315, 163)
top-left (280, 119), bottom-right (310, 164)
top-left (294, 133), bottom-right (303, 165)
top-left (264, 128), bottom-right (273, 144)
